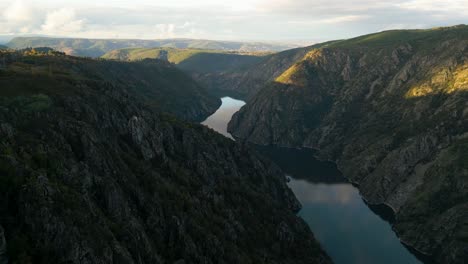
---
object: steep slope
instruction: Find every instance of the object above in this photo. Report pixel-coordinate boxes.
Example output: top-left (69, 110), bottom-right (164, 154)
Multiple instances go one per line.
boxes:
top-left (0, 51), bottom-right (331, 264)
top-left (229, 25), bottom-right (468, 263)
top-left (102, 47), bottom-right (265, 73)
top-left (192, 41), bottom-right (339, 99)
top-left (0, 49), bottom-right (219, 121)
top-left (7, 37), bottom-right (298, 57)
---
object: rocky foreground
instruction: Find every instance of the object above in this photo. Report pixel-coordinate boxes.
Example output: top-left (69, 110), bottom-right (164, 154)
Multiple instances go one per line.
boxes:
top-left (229, 25), bottom-right (468, 263)
top-left (0, 51), bottom-right (331, 263)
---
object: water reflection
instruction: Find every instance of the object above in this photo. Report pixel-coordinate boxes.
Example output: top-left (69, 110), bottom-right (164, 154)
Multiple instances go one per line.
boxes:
top-left (202, 97), bottom-right (423, 264)
top-left (255, 145), bottom-right (343, 183)
top-left (259, 147), bottom-right (422, 264)
top-left (201, 97), bottom-right (245, 139)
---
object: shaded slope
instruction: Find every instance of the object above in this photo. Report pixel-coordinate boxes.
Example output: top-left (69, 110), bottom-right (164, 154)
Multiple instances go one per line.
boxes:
top-left (229, 25), bottom-right (468, 263)
top-left (0, 50), bottom-right (219, 121)
top-left (0, 51), bottom-right (331, 264)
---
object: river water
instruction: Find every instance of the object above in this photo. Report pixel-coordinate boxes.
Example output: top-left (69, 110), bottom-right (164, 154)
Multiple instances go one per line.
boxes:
top-left (201, 96), bottom-right (423, 264)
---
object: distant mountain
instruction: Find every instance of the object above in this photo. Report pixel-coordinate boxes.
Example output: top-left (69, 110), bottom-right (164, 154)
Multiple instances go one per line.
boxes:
top-left (6, 37), bottom-right (299, 57)
top-left (228, 25), bottom-right (468, 264)
top-left (0, 49), bottom-right (331, 264)
top-left (102, 47), bottom-right (266, 73)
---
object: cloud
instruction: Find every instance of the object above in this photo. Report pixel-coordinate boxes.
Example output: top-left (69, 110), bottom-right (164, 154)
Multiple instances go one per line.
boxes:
top-left (1, 0), bottom-right (40, 33)
top-left (154, 23), bottom-right (175, 38)
top-left (320, 15), bottom-right (370, 24)
top-left (41, 8), bottom-right (84, 34)
top-left (0, 0), bottom-right (467, 41)
top-left (3, 0), bottom-right (33, 22)
top-left (397, 0), bottom-right (468, 13)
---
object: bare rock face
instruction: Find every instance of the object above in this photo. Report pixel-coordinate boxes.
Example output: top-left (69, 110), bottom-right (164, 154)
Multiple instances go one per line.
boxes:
top-left (0, 52), bottom-right (331, 264)
top-left (229, 26), bottom-right (468, 263)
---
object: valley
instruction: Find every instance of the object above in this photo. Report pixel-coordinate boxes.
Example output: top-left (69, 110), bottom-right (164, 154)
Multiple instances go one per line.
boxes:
top-left (202, 97), bottom-right (424, 264)
top-left (0, 49), bottom-right (330, 264)
top-left (1, 23), bottom-right (467, 264)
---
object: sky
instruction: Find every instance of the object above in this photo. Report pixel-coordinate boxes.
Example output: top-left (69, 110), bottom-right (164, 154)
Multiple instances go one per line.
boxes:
top-left (0, 0), bottom-right (467, 43)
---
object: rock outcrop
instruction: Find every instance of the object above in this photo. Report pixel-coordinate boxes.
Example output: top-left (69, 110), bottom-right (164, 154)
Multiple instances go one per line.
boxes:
top-left (229, 25), bottom-right (468, 263)
top-left (0, 51), bottom-right (331, 264)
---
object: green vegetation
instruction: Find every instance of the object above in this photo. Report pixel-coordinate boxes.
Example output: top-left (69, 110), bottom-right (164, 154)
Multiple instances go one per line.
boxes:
top-left (102, 47), bottom-right (266, 73)
top-left (328, 24), bottom-right (468, 49)
top-left (0, 49), bottom-right (219, 121)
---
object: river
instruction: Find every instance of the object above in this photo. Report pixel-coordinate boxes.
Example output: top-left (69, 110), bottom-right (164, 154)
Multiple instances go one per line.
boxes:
top-left (201, 96), bottom-right (423, 264)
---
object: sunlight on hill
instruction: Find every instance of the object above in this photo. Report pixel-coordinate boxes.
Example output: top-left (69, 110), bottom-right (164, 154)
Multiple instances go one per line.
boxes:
top-left (275, 63), bottom-right (302, 85)
top-left (275, 50), bottom-right (323, 86)
top-left (405, 65), bottom-right (468, 98)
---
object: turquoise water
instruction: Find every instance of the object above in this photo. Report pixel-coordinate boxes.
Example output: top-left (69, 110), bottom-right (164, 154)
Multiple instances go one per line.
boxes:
top-left (202, 97), bottom-right (423, 264)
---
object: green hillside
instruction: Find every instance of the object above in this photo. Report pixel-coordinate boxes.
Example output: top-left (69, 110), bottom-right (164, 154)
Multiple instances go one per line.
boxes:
top-left (328, 25), bottom-right (468, 49)
top-left (102, 47), bottom-right (266, 73)
top-left (0, 48), bottom-right (219, 121)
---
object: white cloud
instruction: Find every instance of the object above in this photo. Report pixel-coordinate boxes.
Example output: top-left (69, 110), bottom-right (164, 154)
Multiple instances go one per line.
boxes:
top-left (1, 0), bottom-right (40, 33)
top-left (3, 0), bottom-right (34, 23)
top-left (0, 0), bottom-right (467, 41)
top-left (154, 23), bottom-right (175, 38)
top-left (41, 8), bottom-right (84, 34)
top-left (321, 15), bottom-right (369, 24)
top-left (397, 0), bottom-right (468, 13)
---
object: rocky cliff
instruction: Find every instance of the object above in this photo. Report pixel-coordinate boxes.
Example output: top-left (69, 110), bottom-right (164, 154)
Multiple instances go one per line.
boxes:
top-left (0, 51), bottom-right (331, 263)
top-left (229, 25), bottom-right (468, 263)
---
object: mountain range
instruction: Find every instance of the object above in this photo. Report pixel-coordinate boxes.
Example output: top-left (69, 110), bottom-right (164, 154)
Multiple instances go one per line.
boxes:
top-left (6, 37), bottom-right (299, 58)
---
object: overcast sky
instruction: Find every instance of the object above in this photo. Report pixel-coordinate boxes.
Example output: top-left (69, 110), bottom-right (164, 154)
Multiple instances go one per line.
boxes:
top-left (0, 0), bottom-right (467, 42)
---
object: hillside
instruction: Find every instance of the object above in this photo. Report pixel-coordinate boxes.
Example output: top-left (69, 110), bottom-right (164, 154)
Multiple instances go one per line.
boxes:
top-left (190, 41), bottom-right (340, 99)
top-left (228, 25), bottom-right (468, 263)
top-left (0, 48), bottom-right (219, 121)
top-left (6, 37), bottom-right (298, 57)
top-left (0, 50), bottom-right (331, 263)
top-left (102, 47), bottom-right (265, 73)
